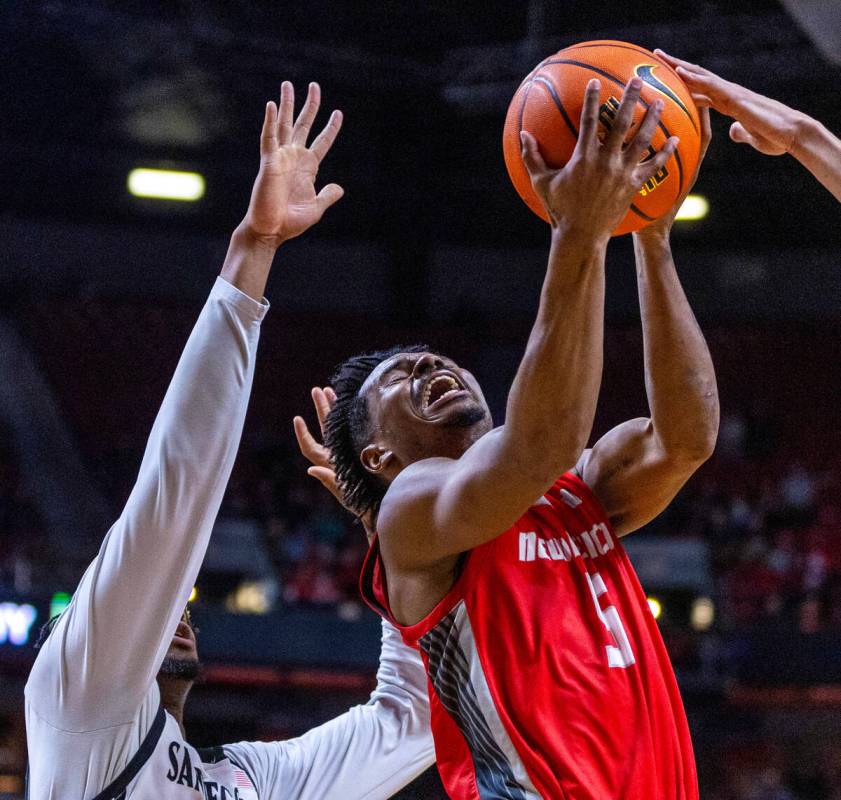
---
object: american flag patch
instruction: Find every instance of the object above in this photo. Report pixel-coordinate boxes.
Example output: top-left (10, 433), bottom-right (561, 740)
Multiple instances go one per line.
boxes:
top-left (234, 768), bottom-right (254, 789)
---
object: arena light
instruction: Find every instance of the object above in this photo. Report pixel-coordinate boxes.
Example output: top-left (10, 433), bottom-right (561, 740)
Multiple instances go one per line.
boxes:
top-left (0, 601), bottom-right (37, 646)
top-left (691, 597), bottom-right (715, 631)
top-left (647, 597), bottom-right (662, 620)
top-left (675, 194), bottom-right (709, 222)
top-left (127, 168), bottom-right (205, 201)
top-left (49, 591), bottom-right (71, 619)
top-left (189, 586), bottom-right (198, 603)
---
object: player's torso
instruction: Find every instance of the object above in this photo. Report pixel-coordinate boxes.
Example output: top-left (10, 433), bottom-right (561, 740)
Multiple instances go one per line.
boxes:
top-left (26, 705), bottom-right (259, 800)
top-left (388, 474), bottom-right (697, 800)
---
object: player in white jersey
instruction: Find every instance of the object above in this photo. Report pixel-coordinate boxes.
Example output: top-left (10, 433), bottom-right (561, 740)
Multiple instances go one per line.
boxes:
top-left (25, 82), bottom-right (433, 800)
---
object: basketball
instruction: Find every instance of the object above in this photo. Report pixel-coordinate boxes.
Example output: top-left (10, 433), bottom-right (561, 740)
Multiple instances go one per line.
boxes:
top-left (503, 40), bottom-right (702, 236)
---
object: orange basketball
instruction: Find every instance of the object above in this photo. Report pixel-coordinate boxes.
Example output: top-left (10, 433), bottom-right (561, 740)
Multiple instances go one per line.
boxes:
top-left (503, 40), bottom-right (701, 236)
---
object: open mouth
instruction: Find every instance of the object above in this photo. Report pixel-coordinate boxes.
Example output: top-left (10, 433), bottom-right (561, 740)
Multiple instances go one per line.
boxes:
top-left (418, 371), bottom-right (468, 415)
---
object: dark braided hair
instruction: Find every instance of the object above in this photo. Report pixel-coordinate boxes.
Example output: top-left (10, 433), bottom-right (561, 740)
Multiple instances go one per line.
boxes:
top-left (325, 345), bottom-right (429, 518)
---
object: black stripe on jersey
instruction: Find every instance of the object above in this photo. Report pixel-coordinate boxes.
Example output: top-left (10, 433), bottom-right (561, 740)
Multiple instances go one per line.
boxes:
top-left (90, 703), bottom-right (166, 800)
top-left (419, 608), bottom-right (529, 800)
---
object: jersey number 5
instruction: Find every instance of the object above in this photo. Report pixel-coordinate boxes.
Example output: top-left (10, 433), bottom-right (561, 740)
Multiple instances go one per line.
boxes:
top-left (584, 571), bottom-right (636, 668)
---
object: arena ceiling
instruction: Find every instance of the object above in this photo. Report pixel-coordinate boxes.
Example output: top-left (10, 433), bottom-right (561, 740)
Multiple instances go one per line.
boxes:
top-left (2, 0), bottom-right (840, 256)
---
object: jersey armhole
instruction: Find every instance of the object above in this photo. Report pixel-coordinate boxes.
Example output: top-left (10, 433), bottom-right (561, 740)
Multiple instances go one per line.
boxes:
top-left (87, 704), bottom-right (167, 800)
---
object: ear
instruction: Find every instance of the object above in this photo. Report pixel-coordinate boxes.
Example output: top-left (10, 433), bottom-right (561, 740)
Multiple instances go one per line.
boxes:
top-left (361, 443), bottom-right (394, 475)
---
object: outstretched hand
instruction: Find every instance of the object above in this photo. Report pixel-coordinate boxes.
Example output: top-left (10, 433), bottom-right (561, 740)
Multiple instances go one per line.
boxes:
top-left (520, 77), bottom-right (678, 242)
top-left (293, 387), bottom-right (375, 537)
top-left (655, 50), bottom-right (801, 157)
top-left (243, 82), bottom-right (344, 247)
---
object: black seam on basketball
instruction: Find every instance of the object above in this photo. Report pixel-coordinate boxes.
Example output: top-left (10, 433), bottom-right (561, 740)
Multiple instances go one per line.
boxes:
top-left (543, 59), bottom-right (685, 196)
top-left (542, 55), bottom-right (698, 133)
top-left (629, 204), bottom-right (656, 221)
top-left (532, 76), bottom-right (579, 138)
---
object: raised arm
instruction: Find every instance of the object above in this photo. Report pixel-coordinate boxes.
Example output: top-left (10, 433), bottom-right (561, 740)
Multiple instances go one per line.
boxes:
top-left (655, 49), bottom-right (841, 202)
top-left (26, 83), bottom-right (344, 730)
top-left (225, 620), bottom-right (434, 800)
top-left (579, 107), bottom-right (719, 536)
top-left (379, 79), bottom-right (678, 567)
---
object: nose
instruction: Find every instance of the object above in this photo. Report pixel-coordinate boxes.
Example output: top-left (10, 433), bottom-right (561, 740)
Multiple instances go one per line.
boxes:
top-left (412, 354), bottom-right (443, 378)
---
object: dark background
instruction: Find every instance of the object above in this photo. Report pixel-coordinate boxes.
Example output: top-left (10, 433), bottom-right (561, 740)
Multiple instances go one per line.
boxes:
top-left (1, 1), bottom-right (841, 798)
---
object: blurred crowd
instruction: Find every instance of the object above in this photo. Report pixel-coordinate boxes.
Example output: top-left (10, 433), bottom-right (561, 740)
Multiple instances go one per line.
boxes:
top-left (3, 404), bottom-right (841, 635)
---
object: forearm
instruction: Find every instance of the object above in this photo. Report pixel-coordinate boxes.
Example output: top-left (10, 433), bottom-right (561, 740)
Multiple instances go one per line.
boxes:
top-left (504, 225), bottom-right (606, 476)
top-left (634, 233), bottom-right (718, 458)
top-left (28, 277), bottom-right (267, 728)
top-left (221, 224), bottom-right (280, 301)
top-left (791, 116), bottom-right (841, 202)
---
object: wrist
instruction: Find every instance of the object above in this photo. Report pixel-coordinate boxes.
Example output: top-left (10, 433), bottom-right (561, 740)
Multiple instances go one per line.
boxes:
top-left (633, 225), bottom-right (671, 246)
top-left (788, 112), bottom-right (822, 161)
top-left (550, 220), bottom-right (610, 253)
top-left (234, 221), bottom-right (286, 254)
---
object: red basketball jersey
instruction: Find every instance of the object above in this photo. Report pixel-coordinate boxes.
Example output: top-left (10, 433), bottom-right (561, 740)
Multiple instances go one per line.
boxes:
top-left (361, 472), bottom-right (698, 800)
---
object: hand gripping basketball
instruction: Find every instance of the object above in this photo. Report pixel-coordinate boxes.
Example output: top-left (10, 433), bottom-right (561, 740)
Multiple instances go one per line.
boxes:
top-left (520, 78), bottom-right (677, 242)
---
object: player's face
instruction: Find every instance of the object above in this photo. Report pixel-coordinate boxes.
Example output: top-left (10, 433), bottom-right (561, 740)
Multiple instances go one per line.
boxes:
top-left (165, 607), bottom-right (198, 663)
top-left (359, 351), bottom-right (492, 474)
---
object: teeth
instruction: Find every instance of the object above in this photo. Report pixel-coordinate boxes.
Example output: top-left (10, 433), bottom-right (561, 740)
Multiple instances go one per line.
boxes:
top-left (423, 375), bottom-right (460, 410)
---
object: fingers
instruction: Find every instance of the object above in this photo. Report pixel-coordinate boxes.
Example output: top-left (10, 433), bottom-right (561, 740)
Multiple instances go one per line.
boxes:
top-left (520, 130), bottom-right (547, 179)
top-left (699, 106), bottom-right (712, 155)
top-left (261, 101), bottom-right (278, 156)
top-left (605, 77), bottom-right (643, 152)
top-left (324, 386), bottom-right (337, 403)
top-left (315, 183), bottom-right (345, 216)
top-left (293, 415), bottom-right (328, 466)
top-left (307, 466), bottom-right (343, 503)
top-left (634, 136), bottom-right (679, 186)
top-left (310, 109), bottom-right (343, 162)
top-left (674, 66), bottom-right (716, 95)
top-left (624, 98), bottom-right (664, 164)
top-left (575, 79), bottom-right (602, 154)
top-left (312, 386), bottom-right (332, 436)
top-left (729, 121), bottom-right (783, 155)
top-left (654, 49), bottom-right (707, 77)
top-left (292, 82), bottom-right (321, 146)
top-left (278, 81), bottom-right (295, 145)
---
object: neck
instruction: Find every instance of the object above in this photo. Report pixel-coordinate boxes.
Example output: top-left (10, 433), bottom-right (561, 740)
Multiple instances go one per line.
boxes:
top-left (157, 677), bottom-right (192, 737)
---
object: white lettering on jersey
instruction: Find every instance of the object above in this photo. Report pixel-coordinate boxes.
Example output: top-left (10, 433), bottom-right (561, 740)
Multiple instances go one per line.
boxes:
top-left (518, 524), bottom-right (614, 563)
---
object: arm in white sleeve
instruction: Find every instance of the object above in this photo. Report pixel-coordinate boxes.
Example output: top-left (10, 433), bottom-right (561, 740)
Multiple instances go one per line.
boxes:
top-left (225, 619), bottom-right (434, 800)
top-left (25, 277), bottom-right (267, 730)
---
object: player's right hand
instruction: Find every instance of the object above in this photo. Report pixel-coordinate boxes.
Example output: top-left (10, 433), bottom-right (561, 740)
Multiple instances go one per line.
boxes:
top-left (655, 50), bottom-right (804, 157)
top-left (242, 82), bottom-right (344, 248)
top-left (519, 78), bottom-right (677, 242)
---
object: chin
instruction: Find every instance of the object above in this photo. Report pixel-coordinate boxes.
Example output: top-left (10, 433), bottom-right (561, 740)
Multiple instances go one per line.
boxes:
top-left (443, 404), bottom-right (489, 430)
top-left (158, 655), bottom-right (201, 681)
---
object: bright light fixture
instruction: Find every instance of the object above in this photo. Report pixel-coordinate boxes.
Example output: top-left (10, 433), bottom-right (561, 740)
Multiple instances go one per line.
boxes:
top-left (189, 586), bottom-right (198, 603)
top-left (675, 194), bottom-right (709, 221)
top-left (647, 597), bottom-right (662, 620)
top-left (690, 596), bottom-right (715, 631)
top-left (127, 168), bottom-right (205, 201)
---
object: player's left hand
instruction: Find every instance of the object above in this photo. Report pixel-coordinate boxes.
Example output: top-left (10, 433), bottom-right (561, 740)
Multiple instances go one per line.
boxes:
top-left (633, 104), bottom-right (712, 240)
top-left (242, 82), bottom-right (344, 248)
top-left (293, 387), bottom-right (375, 536)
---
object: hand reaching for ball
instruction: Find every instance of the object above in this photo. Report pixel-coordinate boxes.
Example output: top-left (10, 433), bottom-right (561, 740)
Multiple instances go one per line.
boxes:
top-left (520, 77), bottom-right (677, 244)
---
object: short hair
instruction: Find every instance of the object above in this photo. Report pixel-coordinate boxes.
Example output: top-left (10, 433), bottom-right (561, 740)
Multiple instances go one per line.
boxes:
top-left (325, 345), bottom-right (429, 518)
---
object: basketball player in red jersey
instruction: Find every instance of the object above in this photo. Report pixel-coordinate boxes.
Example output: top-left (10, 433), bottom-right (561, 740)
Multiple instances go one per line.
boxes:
top-left (656, 49), bottom-right (841, 202)
top-left (322, 76), bottom-right (717, 800)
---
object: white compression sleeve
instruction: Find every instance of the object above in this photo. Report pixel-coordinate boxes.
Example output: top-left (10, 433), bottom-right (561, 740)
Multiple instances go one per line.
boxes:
top-left (26, 277), bottom-right (267, 731)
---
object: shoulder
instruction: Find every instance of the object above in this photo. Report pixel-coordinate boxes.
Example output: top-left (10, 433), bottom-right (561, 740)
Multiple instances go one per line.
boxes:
top-left (377, 457), bottom-right (455, 537)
